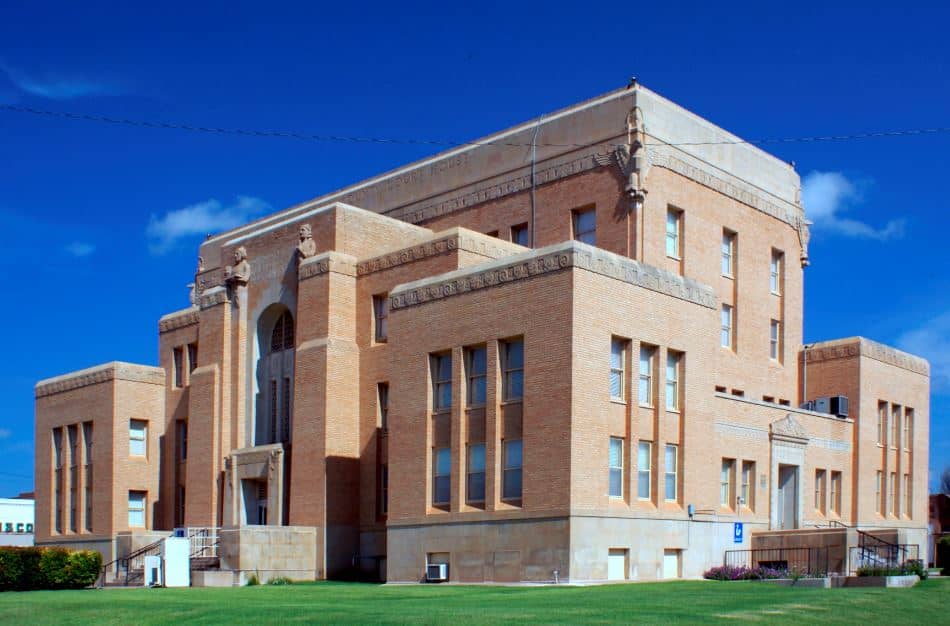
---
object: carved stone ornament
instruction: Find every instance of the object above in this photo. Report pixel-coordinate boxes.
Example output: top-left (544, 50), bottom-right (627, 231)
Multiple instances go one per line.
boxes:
top-left (796, 216), bottom-right (812, 267)
top-left (614, 106), bottom-right (648, 209)
top-left (296, 223), bottom-right (317, 265)
top-left (224, 246), bottom-right (250, 286)
top-left (770, 414), bottom-right (809, 443)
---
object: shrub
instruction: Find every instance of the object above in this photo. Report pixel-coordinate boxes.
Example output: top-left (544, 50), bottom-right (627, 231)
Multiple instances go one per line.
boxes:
top-left (856, 560), bottom-right (927, 578)
top-left (703, 565), bottom-right (789, 581)
top-left (0, 547), bottom-right (101, 591)
top-left (246, 573), bottom-right (260, 586)
top-left (268, 576), bottom-right (293, 585)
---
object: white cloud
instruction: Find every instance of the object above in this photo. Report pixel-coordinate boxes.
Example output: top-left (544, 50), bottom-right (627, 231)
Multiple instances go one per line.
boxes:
top-left (897, 310), bottom-right (950, 393)
top-left (801, 171), bottom-right (904, 240)
top-left (0, 61), bottom-right (120, 100)
top-left (146, 196), bottom-right (270, 254)
top-left (64, 241), bottom-right (95, 257)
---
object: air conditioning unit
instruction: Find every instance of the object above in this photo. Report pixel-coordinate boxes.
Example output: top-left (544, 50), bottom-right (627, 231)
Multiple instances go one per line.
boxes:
top-left (815, 397), bottom-right (831, 414)
top-left (829, 395), bottom-right (849, 418)
top-left (800, 400), bottom-right (816, 411)
top-left (426, 563), bottom-right (448, 582)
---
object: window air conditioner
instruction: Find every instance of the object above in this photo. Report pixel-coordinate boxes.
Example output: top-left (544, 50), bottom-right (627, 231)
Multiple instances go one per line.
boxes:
top-left (829, 395), bottom-right (849, 418)
top-left (815, 397), bottom-right (831, 414)
top-left (426, 563), bottom-right (448, 582)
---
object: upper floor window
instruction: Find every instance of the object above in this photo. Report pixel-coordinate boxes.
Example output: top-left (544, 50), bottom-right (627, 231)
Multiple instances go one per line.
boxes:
top-left (501, 339), bottom-right (524, 402)
top-left (637, 441), bottom-right (652, 500)
top-left (664, 444), bottom-right (678, 501)
top-left (173, 347), bottom-right (184, 388)
top-left (770, 319), bottom-right (781, 361)
top-left (666, 209), bottom-right (682, 259)
top-left (770, 249), bottom-right (784, 294)
top-left (467, 443), bottom-right (486, 504)
top-left (129, 420), bottom-right (147, 457)
top-left (433, 447), bottom-right (451, 506)
top-left (373, 294), bottom-right (389, 343)
top-left (270, 310), bottom-right (295, 352)
top-left (610, 337), bottom-right (627, 401)
top-left (721, 305), bottom-right (734, 350)
top-left (665, 351), bottom-right (681, 412)
top-left (609, 437), bottom-right (624, 498)
top-left (53, 428), bottom-right (63, 469)
top-left (82, 422), bottom-right (93, 464)
top-left (128, 491), bottom-right (146, 528)
top-left (891, 404), bottom-right (901, 449)
top-left (904, 409), bottom-right (914, 451)
top-left (511, 223), bottom-right (530, 246)
top-left (465, 346), bottom-right (487, 407)
top-left (177, 420), bottom-right (188, 461)
top-left (877, 401), bottom-right (887, 445)
top-left (638, 346), bottom-right (655, 407)
top-left (377, 382), bottom-right (389, 430)
top-left (502, 439), bottom-right (523, 501)
top-left (68, 425), bottom-right (79, 467)
top-left (721, 230), bottom-right (736, 277)
top-left (572, 207), bottom-right (596, 245)
top-left (431, 353), bottom-right (452, 412)
top-left (187, 343), bottom-right (198, 373)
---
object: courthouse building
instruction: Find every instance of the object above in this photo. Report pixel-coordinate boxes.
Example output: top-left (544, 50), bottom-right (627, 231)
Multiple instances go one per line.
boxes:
top-left (34, 84), bottom-right (930, 583)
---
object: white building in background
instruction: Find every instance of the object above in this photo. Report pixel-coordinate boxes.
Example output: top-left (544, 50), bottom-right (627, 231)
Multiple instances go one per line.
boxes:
top-left (0, 497), bottom-right (35, 546)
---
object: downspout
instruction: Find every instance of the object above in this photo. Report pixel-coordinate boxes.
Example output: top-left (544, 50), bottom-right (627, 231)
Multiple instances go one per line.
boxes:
top-left (530, 116), bottom-right (544, 247)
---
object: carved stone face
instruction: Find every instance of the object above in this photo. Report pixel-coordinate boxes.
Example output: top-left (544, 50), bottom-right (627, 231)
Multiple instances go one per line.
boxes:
top-left (299, 224), bottom-right (312, 240)
top-left (234, 247), bottom-right (247, 263)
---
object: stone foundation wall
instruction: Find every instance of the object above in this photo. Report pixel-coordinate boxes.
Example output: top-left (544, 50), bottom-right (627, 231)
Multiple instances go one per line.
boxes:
top-left (218, 526), bottom-right (318, 582)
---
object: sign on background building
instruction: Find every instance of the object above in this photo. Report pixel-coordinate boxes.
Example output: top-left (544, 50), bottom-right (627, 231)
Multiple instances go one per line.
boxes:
top-left (0, 497), bottom-right (35, 547)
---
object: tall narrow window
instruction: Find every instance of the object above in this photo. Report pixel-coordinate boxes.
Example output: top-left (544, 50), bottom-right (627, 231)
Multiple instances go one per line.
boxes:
top-left (770, 319), bottom-right (781, 361)
top-left (173, 347), bottom-right (184, 388)
top-left (890, 404), bottom-right (900, 449)
top-left (129, 420), bottom-right (147, 457)
top-left (637, 442), bottom-right (652, 500)
top-left (187, 343), bottom-right (198, 373)
top-left (373, 294), bottom-right (389, 342)
top-left (664, 444), bottom-right (678, 501)
top-left (610, 338), bottom-right (627, 401)
top-left (511, 223), bottom-right (529, 246)
top-left (379, 465), bottom-right (388, 516)
top-left (666, 209), bottom-right (682, 258)
top-left (176, 486), bottom-right (186, 527)
top-left (665, 352), bottom-right (681, 411)
top-left (177, 420), bottom-right (187, 461)
top-left (875, 471), bottom-right (883, 514)
top-left (770, 249), bottom-right (783, 294)
top-left (432, 447), bottom-right (451, 506)
top-left (830, 471), bottom-right (841, 515)
top-left (68, 425), bottom-right (78, 532)
top-left (431, 353), bottom-right (452, 412)
top-left (281, 377), bottom-right (291, 441)
top-left (82, 422), bottom-right (93, 532)
top-left (904, 473), bottom-right (911, 517)
top-left (377, 383), bottom-right (389, 431)
top-left (877, 401), bottom-right (887, 445)
top-left (609, 437), bottom-right (624, 498)
top-left (270, 310), bottom-right (295, 352)
top-left (53, 428), bottom-right (63, 533)
top-left (815, 469), bottom-right (826, 514)
top-left (638, 346), bottom-right (655, 407)
top-left (572, 207), bottom-right (596, 245)
top-left (503, 439), bottom-right (523, 501)
top-left (465, 346), bottom-right (487, 407)
top-left (128, 491), bottom-right (146, 528)
top-left (502, 339), bottom-right (524, 402)
top-left (269, 380), bottom-right (278, 443)
top-left (467, 443), bottom-right (486, 503)
top-left (721, 230), bottom-right (736, 277)
top-left (741, 461), bottom-right (755, 510)
top-left (889, 472), bottom-right (896, 516)
top-left (904, 409), bottom-right (913, 451)
top-left (721, 305), bottom-right (734, 349)
top-left (720, 459), bottom-right (735, 508)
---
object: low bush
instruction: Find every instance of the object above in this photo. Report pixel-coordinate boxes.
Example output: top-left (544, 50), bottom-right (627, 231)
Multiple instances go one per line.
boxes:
top-left (703, 565), bottom-right (789, 581)
top-left (246, 573), bottom-right (260, 586)
top-left (856, 560), bottom-right (927, 579)
top-left (0, 547), bottom-right (101, 591)
top-left (268, 576), bottom-right (293, 585)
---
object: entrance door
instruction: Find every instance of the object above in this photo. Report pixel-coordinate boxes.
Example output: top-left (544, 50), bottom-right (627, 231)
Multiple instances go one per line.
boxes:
top-left (662, 550), bottom-right (680, 579)
top-left (607, 549), bottom-right (627, 580)
top-left (777, 465), bottom-right (798, 530)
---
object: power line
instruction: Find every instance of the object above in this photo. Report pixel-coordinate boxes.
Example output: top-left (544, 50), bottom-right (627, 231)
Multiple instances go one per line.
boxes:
top-left (2, 102), bottom-right (950, 149)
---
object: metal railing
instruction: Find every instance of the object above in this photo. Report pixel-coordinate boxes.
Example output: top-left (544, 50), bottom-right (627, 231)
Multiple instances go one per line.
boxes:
top-left (724, 547), bottom-right (829, 576)
top-left (187, 527), bottom-right (220, 559)
top-left (848, 543), bottom-right (919, 575)
top-left (97, 537), bottom-right (166, 587)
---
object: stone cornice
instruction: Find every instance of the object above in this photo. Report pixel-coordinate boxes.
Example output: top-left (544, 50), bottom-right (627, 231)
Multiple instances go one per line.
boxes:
top-left (390, 241), bottom-right (716, 311)
top-left (804, 337), bottom-right (929, 377)
top-left (356, 229), bottom-right (526, 276)
top-left (298, 251), bottom-right (357, 281)
top-left (199, 286), bottom-right (229, 310)
top-left (36, 362), bottom-right (165, 399)
top-left (158, 307), bottom-right (199, 333)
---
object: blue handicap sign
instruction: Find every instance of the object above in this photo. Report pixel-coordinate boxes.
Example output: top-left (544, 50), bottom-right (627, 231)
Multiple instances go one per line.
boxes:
top-left (734, 522), bottom-right (744, 544)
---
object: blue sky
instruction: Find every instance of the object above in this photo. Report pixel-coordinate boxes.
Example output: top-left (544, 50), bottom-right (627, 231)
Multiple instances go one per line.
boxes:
top-left (1, 1), bottom-right (948, 496)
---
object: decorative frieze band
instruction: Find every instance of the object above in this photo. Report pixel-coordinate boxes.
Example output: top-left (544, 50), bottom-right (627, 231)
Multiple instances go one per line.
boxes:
top-left (298, 252), bottom-right (357, 281)
top-left (199, 286), bottom-right (229, 310)
top-left (158, 307), bottom-right (199, 333)
top-left (804, 337), bottom-right (929, 376)
top-left (356, 230), bottom-right (524, 276)
top-left (36, 362), bottom-right (165, 398)
top-left (715, 420), bottom-right (851, 452)
top-left (390, 241), bottom-right (716, 311)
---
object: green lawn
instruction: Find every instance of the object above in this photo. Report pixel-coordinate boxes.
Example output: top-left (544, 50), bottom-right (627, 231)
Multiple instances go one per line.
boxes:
top-left (0, 578), bottom-right (947, 625)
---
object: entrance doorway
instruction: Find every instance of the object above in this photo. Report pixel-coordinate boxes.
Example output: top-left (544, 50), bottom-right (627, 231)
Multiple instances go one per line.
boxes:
top-left (777, 465), bottom-right (799, 530)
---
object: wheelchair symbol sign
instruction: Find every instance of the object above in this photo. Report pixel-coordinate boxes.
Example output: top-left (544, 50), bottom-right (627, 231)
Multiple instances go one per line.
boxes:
top-left (734, 522), bottom-right (744, 544)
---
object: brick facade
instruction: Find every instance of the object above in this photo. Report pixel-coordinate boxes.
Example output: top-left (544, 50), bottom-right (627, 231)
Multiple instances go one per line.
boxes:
top-left (34, 84), bottom-right (929, 582)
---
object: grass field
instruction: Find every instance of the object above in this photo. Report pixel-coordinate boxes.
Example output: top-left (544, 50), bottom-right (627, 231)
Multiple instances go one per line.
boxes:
top-left (0, 577), bottom-right (947, 624)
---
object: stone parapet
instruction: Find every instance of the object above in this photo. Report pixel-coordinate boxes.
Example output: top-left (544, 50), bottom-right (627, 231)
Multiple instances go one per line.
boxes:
top-left (35, 362), bottom-right (165, 398)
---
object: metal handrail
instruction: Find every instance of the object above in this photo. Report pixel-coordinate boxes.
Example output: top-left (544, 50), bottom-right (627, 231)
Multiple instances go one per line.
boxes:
top-left (97, 537), bottom-right (166, 588)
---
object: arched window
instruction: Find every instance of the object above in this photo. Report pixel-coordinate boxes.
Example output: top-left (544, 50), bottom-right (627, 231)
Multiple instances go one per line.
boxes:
top-left (270, 311), bottom-right (295, 353)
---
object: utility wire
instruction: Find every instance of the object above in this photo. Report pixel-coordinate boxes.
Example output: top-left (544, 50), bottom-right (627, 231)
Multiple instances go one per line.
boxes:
top-left (2, 102), bottom-right (950, 149)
